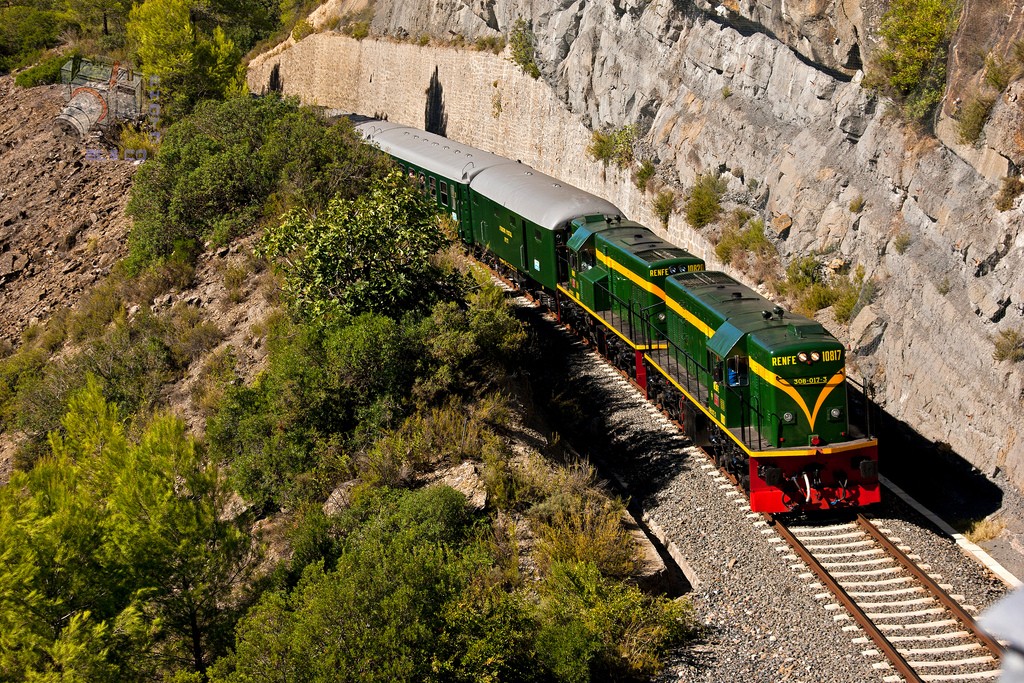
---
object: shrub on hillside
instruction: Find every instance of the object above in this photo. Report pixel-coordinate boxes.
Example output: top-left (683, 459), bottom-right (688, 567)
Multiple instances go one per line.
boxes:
top-left (0, 6), bottom-right (68, 74)
top-left (534, 561), bottom-right (696, 681)
top-left (996, 175), bottom-right (1024, 211)
top-left (867, 0), bottom-right (958, 123)
top-left (993, 329), bottom-right (1024, 362)
top-left (14, 49), bottom-right (80, 87)
top-left (634, 159), bottom-right (656, 191)
top-left (957, 95), bottom-right (996, 144)
top-left (126, 94), bottom-right (392, 271)
top-left (509, 17), bottom-right (540, 78)
top-left (259, 170), bottom-right (449, 320)
top-left (684, 173), bottom-right (726, 228)
top-left (716, 215), bottom-right (778, 285)
top-left (587, 125), bottom-right (636, 169)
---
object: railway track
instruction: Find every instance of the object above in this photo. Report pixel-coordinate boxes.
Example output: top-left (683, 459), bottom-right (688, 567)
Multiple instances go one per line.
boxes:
top-left (495, 274), bottom-right (1008, 682)
top-left (774, 514), bottom-right (1004, 682)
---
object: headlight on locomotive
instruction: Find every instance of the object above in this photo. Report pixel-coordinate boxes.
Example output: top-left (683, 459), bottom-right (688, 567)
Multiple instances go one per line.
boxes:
top-left (782, 411), bottom-right (796, 424)
top-left (810, 351), bottom-right (821, 362)
top-left (797, 352), bottom-right (808, 363)
top-left (829, 407), bottom-right (843, 421)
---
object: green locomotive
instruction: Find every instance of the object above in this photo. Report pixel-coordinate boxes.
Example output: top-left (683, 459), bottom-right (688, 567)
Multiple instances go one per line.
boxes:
top-left (647, 271), bottom-right (879, 511)
top-left (558, 214), bottom-right (705, 381)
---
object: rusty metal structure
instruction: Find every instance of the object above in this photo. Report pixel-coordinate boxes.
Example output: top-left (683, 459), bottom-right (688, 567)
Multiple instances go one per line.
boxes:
top-left (53, 56), bottom-right (143, 140)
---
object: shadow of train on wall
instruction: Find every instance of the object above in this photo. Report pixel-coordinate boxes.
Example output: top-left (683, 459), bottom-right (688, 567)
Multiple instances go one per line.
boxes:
top-left (424, 66), bottom-right (447, 137)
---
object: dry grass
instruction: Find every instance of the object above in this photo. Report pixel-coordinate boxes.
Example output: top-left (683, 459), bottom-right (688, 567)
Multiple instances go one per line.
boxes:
top-left (963, 516), bottom-right (1006, 544)
top-left (532, 495), bottom-right (637, 577)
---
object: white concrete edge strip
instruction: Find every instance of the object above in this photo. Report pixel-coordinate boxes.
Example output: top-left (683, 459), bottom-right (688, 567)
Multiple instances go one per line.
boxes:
top-left (608, 470), bottom-right (702, 591)
top-left (642, 512), bottom-right (702, 592)
top-left (879, 474), bottom-right (1022, 589)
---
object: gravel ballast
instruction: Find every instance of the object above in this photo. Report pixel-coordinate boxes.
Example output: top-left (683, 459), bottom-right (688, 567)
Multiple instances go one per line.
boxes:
top-left (517, 298), bottom-right (1011, 682)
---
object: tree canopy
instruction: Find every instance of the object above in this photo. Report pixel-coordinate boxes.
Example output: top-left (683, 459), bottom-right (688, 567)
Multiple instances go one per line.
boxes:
top-left (0, 378), bottom-right (258, 680)
top-left (126, 94), bottom-right (392, 269)
top-left (258, 169), bottom-right (451, 320)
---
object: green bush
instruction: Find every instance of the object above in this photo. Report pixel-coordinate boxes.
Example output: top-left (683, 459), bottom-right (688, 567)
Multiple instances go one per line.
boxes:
top-left (532, 493), bottom-right (637, 578)
top-left (784, 258), bottom-right (873, 321)
top-left (684, 173), bottom-right (726, 228)
top-left (509, 17), bottom-right (540, 78)
top-left (218, 487), bottom-right (541, 683)
top-left (126, 94), bottom-right (392, 271)
top-left (869, 0), bottom-right (958, 122)
top-left (849, 195), bottom-right (866, 213)
top-left (653, 190), bottom-right (675, 228)
top-left (292, 19), bottom-right (314, 40)
top-left (10, 302), bottom-right (224, 469)
top-left (832, 266), bottom-right (874, 323)
top-left (0, 6), bottom-right (68, 75)
top-left (957, 95), bottom-right (996, 144)
top-left (634, 159), bottom-right (655, 191)
top-left (715, 216), bottom-right (772, 264)
top-left (475, 35), bottom-right (505, 53)
top-left (984, 54), bottom-right (1013, 92)
top-left (534, 562), bottom-right (695, 682)
top-left (345, 20), bottom-right (369, 39)
top-left (260, 170), bottom-right (449, 320)
top-left (0, 380), bottom-right (257, 680)
top-left (785, 255), bottom-right (822, 291)
top-left (587, 126), bottom-right (636, 169)
top-left (14, 49), bottom-right (79, 87)
top-left (208, 280), bottom-right (526, 508)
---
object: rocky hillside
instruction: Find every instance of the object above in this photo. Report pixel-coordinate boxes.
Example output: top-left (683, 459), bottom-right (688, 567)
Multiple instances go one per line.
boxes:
top-left (0, 76), bottom-right (135, 346)
top-left (248, 0), bottom-right (1024, 496)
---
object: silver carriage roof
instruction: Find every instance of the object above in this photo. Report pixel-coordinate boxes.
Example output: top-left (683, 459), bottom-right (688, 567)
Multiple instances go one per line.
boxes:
top-left (353, 120), bottom-right (511, 184)
top-left (470, 164), bottom-right (623, 231)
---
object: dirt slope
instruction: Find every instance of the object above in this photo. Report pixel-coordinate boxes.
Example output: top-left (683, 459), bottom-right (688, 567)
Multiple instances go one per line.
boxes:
top-left (0, 76), bottom-right (136, 346)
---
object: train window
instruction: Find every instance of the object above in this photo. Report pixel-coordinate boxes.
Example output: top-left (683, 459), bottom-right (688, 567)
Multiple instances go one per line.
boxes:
top-left (535, 228), bottom-right (543, 243)
top-left (429, 177), bottom-right (436, 199)
top-left (727, 356), bottom-right (749, 387)
top-left (440, 181), bottom-right (449, 206)
top-left (418, 173), bottom-right (426, 193)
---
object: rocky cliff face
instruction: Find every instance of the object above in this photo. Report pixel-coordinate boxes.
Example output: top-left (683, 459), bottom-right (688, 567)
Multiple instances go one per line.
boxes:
top-left (249, 0), bottom-right (1024, 492)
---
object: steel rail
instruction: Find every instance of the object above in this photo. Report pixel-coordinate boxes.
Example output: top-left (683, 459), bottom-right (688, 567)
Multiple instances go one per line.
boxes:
top-left (856, 514), bottom-right (1005, 660)
top-left (770, 516), bottom-right (925, 683)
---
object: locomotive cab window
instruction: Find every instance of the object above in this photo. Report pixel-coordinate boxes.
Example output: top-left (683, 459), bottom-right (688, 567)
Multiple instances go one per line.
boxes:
top-left (440, 181), bottom-right (449, 206)
top-left (727, 356), bottom-right (749, 387)
top-left (580, 245), bottom-right (596, 271)
top-left (535, 228), bottom-right (543, 243)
